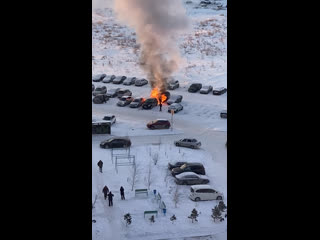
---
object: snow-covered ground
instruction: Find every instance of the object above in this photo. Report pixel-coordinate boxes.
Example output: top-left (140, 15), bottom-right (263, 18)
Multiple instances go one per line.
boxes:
top-left (92, 0), bottom-right (227, 239)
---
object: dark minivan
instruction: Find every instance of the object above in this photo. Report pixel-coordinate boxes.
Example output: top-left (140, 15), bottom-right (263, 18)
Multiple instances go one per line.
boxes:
top-left (188, 83), bottom-right (202, 93)
top-left (142, 98), bottom-right (158, 109)
top-left (171, 163), bottom-right (206, 176)
top-left (100, 137), bottom-right (131, 149)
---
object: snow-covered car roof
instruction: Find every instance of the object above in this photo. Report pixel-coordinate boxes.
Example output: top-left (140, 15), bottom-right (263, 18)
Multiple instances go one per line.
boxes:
top-left (175, 172), bottom-right (208, 179)
top-left (156, 119), bottom-right (169, 121)
top-left (214, 87), bottom-right (226, 91)
top-left (190, 184), bottom-right (214, 190)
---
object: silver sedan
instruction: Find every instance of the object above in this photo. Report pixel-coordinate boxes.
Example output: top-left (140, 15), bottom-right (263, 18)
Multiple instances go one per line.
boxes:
top-left (174, 138), bottom-right (201, 149)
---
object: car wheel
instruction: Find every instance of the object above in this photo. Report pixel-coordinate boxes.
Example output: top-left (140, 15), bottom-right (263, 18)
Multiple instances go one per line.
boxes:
top-left (195, 197), bottom-right (200, 202)
top-left (216, 196), bottom-right (222, 200)
top-left (175, 142), bottom-right (179, 146)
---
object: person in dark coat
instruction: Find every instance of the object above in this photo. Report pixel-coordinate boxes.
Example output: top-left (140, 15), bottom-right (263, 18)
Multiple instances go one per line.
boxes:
top-left (102, 186), bottom-right (109, 200)
top-left (108, 191), bottom-right (114, 206)
top-left (159, 102), bottom-right (162, 111)
top-left (120, 186), bottom-right (125, 200)
top-left (97, 160), bottom-right (103, 173)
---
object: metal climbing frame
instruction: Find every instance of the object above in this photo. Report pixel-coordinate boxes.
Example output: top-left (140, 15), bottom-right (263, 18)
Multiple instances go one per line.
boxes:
top-left (115, 155), bottom-right (136, 174)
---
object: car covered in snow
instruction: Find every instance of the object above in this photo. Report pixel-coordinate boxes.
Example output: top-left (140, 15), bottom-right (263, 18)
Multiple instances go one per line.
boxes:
top-left (129, 97), bottom-right (145, 108)
top-left (102, 75), bottom-right (116, 83)
top-left (100, 137), bottom-right (131, 149)
top-left (174, 138), bottom-right (201, 149)
top-left (117, 96), bottom-right (134, 107)
top-left (212, 87), bottom-right (227, 95)
top-left (106, 88), bottom-right (121, 98)
top-left (123, 77), bottom-right (137, 85)
top-left (189, 185), bottom-right (224, 201)
top-left (167, 95), bottom-right (183, 105)
top-left (167, 79), bottom-right (180, 90)
top-left (168, 103), bottom-right (183, 113)
top-left (112, 76), bottom-right (127, 84)
top-left (147, 119), bottom-right (171, 130)
top-left (188, 83), bottom-right (202, 93)
top-left (92, 73), bottom-right (106, 82)
top-left (117, 89), bottom-right (132, 98)
top-left (142, 98), bottom-right (158, 109)
top-left (168, 161), bottom-right (189, 170)
top-left (174, 172), bottom-right (209, 185)
top-left (135, 78), bottom-right (148, 86)
top-left (200, 85), bottom-right (213, 94)
top-left (220, 110), bottom-right (227, 119)
top-left (92, 94), bottom-right (109, 104)
top-left (92, 86), bottom-right (107, 96)
top-left (102, 115), bottom-right (116, 125)
top-left (171, 162), bottom-right (206, 176)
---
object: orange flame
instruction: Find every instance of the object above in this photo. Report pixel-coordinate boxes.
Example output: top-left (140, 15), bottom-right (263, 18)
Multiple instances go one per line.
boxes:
top-left (150, 88), bottom-right (167, 104)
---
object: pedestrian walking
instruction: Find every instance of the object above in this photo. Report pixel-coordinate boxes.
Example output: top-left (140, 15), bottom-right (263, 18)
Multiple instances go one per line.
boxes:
top-left (159, 102), bottom-right (162, 112)
top-left (120, 186), bottom-right (125, 200)
top-left (108, 191), bottom-right (114, 206)
top-left (97, 160), bottom-right (103, 173)
top-left (102, 186), bottom-right (109, 200)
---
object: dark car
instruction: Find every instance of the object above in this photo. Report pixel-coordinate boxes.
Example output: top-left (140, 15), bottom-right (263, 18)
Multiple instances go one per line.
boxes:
top-left (168, 161), bottom-right (189, 170)
top-left (92, 74), bottom-right (107, 82)
top-left (129, 97), bottom-right (145, 108)
top-left (142, 98), bottom-right (158, 109)
top-left (174, 172), bottom-right (209, 185)
top-left (135, 78), bottom-right (148, 86)
top-left (102, 75), bottom-right (116, 83)
top-left (117, 96), bottom-right (134, 107)
top-left (212, 87), bottom-right (227, 95)
top-left (123, 77), bottom-right (137, 85)
top-left (112, 76), bottom-right (127, 84)
top-left (171, 163), bottom-right (206, 176)
top-left (188, 83), bottom-right (202, 93)
top-left (117, 89), bottom-right (132, 98)
top-left (147, 119), bottom-right (171, 130)
top-left (220, 110), bottom-right (227, 119)
top-left (100, 137), bottom-right (131, 149)
top-left (92, 86), bottom-right (107, 96)
top-left (92, 94), bottom-right (109, 104)
top-left (162, 91), bottom-right (171, 102)
top-left (167, 79), bottom-right (180, 90)
top-left (167, 95), bottom-right (183, 105)
top-left (106, 88), bottom-right (121, 98)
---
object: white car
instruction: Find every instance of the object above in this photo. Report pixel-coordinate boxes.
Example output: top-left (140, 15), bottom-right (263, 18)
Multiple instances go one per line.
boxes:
top-left (189, 185), bottom-right (223, 201)
top-left (102, 115), bottom-right (116, 125)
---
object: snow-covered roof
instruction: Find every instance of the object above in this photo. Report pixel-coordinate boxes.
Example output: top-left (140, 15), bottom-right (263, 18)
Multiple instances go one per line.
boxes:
top-left (190, 184), bottom-right (213, 190)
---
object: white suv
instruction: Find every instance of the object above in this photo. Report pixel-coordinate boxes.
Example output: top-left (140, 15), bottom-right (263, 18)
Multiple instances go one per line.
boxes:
top-left (189, 185), bottom-right (223, 201)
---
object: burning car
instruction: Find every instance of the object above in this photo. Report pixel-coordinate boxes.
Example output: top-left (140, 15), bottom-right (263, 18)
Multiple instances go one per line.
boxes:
top-left (147, 119), bottom-right (171, 129)
top-left (142, 98), bottom-right (158, 109)
top-left (129, 97), bottom-right (145, 108)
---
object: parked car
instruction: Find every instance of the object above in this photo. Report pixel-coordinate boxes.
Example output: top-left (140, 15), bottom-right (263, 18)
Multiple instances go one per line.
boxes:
top-left (167, 95), bottom-right (183, 105)
top-left (100, 137), bottom-right (131, 149)
top-left (135, 78), bottom-right (148, 86)
top-left (117, 89), bottom-right (132, 98)
top-left (92, 86), bottom-right (107, 96)
top-left (220, 110), bottom-right (227, 119)
top-left (142, 98), bottom-right (158, 109)
top-left (117, 96), bottom-right (134, 107)
top-left (175, 172), bottom-right (209, 185)
top-left (92, 84), bottom-right (95, 91)
top-left (174, 138), bottom-right (201, 149)
top-left (167, 79), bottom-right (180, 90)
top-left (129, 97), bottom-right (145, 108)
top-left (106, 88), bottom-right (121, 98)
top-left (200, 85), bottom-right (213, 94)
top-left (168, 103), bottom-right (183, 113)
top-left (102, 75), bottom-right (116, 83)
top-left (188, 83), bottom-right (202, 93)
top-left (168, 161), bottom-right (189, 170)
top-left (92, 94), bottom-right (109, 104)
top-left (171, 163), bottom-right (206, 176)
top-left (212, 87), bottom-right (227, 95)
top-left (123, 77), bottom-right (137, 85)
top-left (189, 185), bottom-right (224, 201)
top-left (92, 74), bottom-right (106, 82)
top-left (102, 115), bottom-right (116, 125)
top-left (162, 91), bottom-right (171, 102)
top-left (112, 76), bottom-right (127, 84)
top-left (147, 119), bottom-right (171, 129)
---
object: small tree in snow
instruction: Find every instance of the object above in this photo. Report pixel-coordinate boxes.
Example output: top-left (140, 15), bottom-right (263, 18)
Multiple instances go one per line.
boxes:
top-left (211, 205), bottom-right (222, 222)
top-left (170, 214), bottom-right (177, 224)
top-left (145, 163), bottom-right (153, 190)
top-left (188, 208), bottom-right (199, 223)
top-left (152, 153), bottom-right (159, 165)
top-left (92, 194), bottom-right (98, 209)
top-left (218, 201), bottom-right (227, 212)
top-left (173, 186), bottom-right (182, 208)
top-left (149, 215), bottom-right (155, 224)
top-left (124, 213), bottom-right (132, 226)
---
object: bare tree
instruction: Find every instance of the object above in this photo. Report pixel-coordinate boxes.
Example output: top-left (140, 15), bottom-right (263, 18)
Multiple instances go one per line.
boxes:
top-left (92, 194), bottom-right (98, 209)
top-left (173, 186), bottom-right (182, 208)
top-left (146, 163), bottom-right (153, 190)
top-left (164, 169), bottom-right (170, 187)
